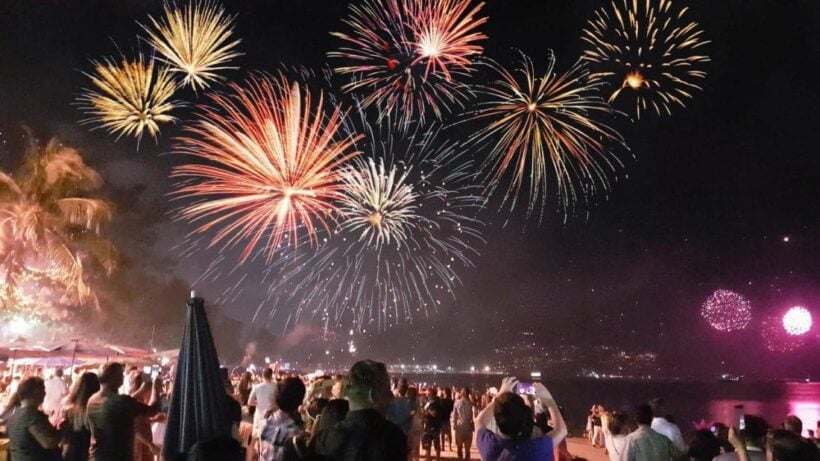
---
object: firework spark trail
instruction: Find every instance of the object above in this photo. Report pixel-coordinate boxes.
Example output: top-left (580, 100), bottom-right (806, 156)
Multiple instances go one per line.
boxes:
top-left (171, 74), bottom-right (362, 263)
top-left (329, 0), bottom-right (486, 127)
top-left (79, 54), bottom-right (179, 141)
top-left (700, 289), bottom-right (752, 332)
top-left (581, 0), bottom-right (710, 119)
top-left (141, 0), bottom-right (242, 91)
top-left (254, 115), bottom-right (484, 333)
top-left (465, 51), bottom-right (625, 217)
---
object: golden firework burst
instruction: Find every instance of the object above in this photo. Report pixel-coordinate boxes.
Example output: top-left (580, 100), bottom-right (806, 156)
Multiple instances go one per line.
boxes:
top-left (141, 0), bottom-right (242, 91)
top-left (582, 0), bottom-right (710, 119)
top-left (79, 54), bottom-right (179, 141)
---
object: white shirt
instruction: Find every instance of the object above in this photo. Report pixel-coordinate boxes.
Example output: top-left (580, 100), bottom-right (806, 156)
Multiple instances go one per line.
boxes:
top-left (603, 426), bottom-right (628, 461)
top-left (714, 447), bottom-right (766, 461)
top-left (651, 417), bottom-right (686, 451)
top-left (249, 381), bottom-right (278, 433)
top-left (43, 376), bottom-right (67, 413)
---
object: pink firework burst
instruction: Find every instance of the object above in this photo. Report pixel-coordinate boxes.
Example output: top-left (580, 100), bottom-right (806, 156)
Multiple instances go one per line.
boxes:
top-left (782, 306), bottom-right (812, 336)
top-left (701, 289), bottom-right (752, 332)
top-left (762, 315), bottom-right (806, 353)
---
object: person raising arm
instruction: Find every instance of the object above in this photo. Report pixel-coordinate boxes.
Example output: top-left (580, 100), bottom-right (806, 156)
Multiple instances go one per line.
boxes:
top-left (474, 377), bottom-right (566, 461)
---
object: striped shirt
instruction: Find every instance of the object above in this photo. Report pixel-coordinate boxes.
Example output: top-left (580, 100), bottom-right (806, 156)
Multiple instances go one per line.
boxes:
top-left (7, 406), bottom-right (61, 461)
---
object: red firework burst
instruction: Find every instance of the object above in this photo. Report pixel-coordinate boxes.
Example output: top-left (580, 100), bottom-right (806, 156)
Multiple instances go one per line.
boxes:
top-left (329, 0), bottom-right (487, 125)
top-left (172, 74), bottom-right (362, 262)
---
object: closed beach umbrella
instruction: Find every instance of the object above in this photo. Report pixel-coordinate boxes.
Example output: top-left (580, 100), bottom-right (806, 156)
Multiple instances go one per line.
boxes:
top-left (162, 292), bottom-right (233, 460)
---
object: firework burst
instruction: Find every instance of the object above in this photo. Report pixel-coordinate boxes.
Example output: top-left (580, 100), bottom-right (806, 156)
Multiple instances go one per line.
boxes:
top-left (700, 289), bottom-right (752, 332)
top-left (141, 0), bottom-right (242, 91)
top-left (171, 74), bottom-right (362, 262)
top-left (466, 52), bottom-right (625, 216)
top-left (338, 158), bottom-right (419, 249)
top-left (256, 117), bottom-right (483, 333)
top-left (79, 54), bottom-right (179, 141)
top-left (783, 306), bottom-right (812, 336)
top-left (762, 315), bottom-right (806, 353)
top-left (581, 0), bottom-right (710, 119)
top-left (329, 0), bottom-right (486, 126)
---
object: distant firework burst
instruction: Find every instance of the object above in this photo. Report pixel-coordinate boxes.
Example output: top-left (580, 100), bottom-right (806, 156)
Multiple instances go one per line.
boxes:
top-left (171, 74), bottom-right (362, 262)
top-left (338, 158), bottom-right (419, 249)
top-left (762, 315), bottom-right (806, 353)
top-left (782, 306), bottom-right (812, 336)
top-left (259, 118), bottom-right (483, 333)
top-left (700, 289), bottom-right (752, 332)
top-left (79, 54), bottom-right (179, 141)
top-left (581, 0), bottom-right (710, 119)
top-left (466, 51), bottom-right (625, 216)
top-left (141, 0), bottom-right (242, 91)
top-left (329, 0), bottom-right (487, 126)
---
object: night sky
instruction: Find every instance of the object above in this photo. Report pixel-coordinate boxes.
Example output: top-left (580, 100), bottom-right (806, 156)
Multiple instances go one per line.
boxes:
top-left (0, 0), bottom-right (818, 378)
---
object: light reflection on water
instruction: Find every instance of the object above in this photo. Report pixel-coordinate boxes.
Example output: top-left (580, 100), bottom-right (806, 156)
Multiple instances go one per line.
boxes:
top-left (708, 383), bottom-right (820, 437)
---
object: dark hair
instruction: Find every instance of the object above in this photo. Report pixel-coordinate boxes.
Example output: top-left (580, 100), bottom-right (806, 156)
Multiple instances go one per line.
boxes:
top-left (263, 368), bottom-right (274, 380)
top-left (99, 363), bottom-right (124, 386)
top-left (783, 415), bottom-right (803, 435)
top-left (311, 399), bottom-right (350, 442)
top-left (443, 387), bottom-right (452, 399)
top-left (69, 372), bottom-right (100, 406)
top-left (187, 437), bottom-right (243, 461)
top-left (608, 411), bottom-right (629, 435)
top-left (768, 429), bottom-right (818, 461)
top-left (493, 392), bottom-right (533, 440)
top-left (461, 387), bottom-right (471, 398)
top-left (346, 360), bottom-right (389, 404)
top-left (741, 415), bottom-right (769, 446)
top-left (277, 377), bottom-right (306, 414)
top-left (17, 377), bottom-right (45, 401)
top-left (397, 378), bottom-right (409, 397)
top-left (635, 404), bottom-right (653, 425)
top-left (688, 429), bottom-right (721, 461)
top-left (54, 368), bottom-right (64, 378)
top-left (648, 398), bottom-right (664, 416)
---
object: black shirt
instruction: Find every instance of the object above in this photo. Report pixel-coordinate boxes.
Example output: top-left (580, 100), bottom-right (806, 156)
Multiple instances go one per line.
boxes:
top-left (313, 409), bottom-right (408, 461)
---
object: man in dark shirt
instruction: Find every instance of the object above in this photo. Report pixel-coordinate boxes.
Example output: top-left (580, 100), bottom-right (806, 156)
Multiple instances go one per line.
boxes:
top-left (313, 360), bottom-right (407, 461)
top-left (440, 387), bottom-right (455, 452)
top-left (86, 362), bottom-right (160, 461)
top-left (423, 388), bottom-right (444, 461)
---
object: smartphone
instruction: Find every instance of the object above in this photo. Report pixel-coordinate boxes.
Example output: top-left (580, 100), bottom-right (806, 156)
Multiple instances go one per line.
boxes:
top-left (517, 382), bottom-right (535, 395)
top-left (734, 404), bottom-right (745, 430)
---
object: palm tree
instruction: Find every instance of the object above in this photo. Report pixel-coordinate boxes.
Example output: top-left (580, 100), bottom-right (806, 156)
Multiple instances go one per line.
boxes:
top-left (0, 132), bottom-right (116, 316)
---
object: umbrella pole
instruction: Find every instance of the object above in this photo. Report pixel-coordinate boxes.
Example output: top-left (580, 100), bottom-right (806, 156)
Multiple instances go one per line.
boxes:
top-left (10, 349), bottom-right (16, 377)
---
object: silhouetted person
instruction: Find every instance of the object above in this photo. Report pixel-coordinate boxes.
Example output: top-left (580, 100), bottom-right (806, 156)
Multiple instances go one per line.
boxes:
top-left (86, 362), bottom-right (160, 461)
top-left (313, 360), bottom-right (407, 460)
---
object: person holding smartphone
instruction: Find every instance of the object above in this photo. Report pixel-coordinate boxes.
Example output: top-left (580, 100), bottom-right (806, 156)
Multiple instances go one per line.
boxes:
top-left (474, 377), bottom-right (567, 461)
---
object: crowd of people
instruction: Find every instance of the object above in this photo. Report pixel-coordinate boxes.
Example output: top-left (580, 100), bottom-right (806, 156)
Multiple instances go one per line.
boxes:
top-left (586, 399), bottom-right (820, 461)
top-left (0, 361), bottom-right (819, 461)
